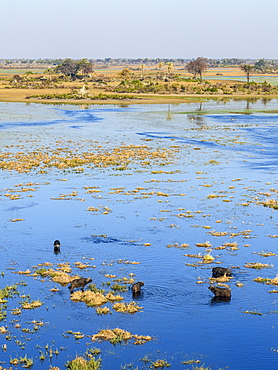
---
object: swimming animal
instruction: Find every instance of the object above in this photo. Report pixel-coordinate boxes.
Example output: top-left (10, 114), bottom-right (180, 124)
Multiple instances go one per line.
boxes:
top-left (208, 285), bottom-right (231, 299)
top-left (132, 281), bottom-right (144, 295)
top-left (53, 240), bottom-right (61, 249)
top-left (53, 240), bottom-right (61, 253)
top-left (68, 277), bottom-right (92, 294)
top-left (212, 267), bottom-right (232, 278)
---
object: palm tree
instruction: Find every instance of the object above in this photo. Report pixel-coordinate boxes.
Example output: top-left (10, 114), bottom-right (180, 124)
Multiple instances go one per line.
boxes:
top-left (157, 62), bottom-right (164, 80)
top-left (166, 62), bottom-right (173, 79)
top-left (158, 62), bottom-right (164, 70)
top-left (140, 63), bottom-right (145, 79)
top-left (241, 64), bottom-right (254, 83)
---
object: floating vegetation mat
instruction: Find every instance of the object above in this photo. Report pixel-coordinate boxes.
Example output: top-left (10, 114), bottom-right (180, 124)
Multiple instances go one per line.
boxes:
top-left (91, 328), bottom-right (151, 345)
top-left (243, 311), bottom-right (263, 316)
top-left (96, 306), bottom-right (110, 315)
top-left (20, 299), bottom-right (43, 310)
top-left (112, 301), bottom-right (143, 313)
top-left (195, 241), bottom-right (212, 248)
top-left (254, 275), bottom-right (278, 285)
top-left (0, 143), bottom-right (176, 173)
top-left (209, 276), bottom-right (233, 283)
top-left (66, 355), bottom-right (101, 370)
top-left (70, 291), bottom-right (108, 306)
top-left (244, 262), bottom-right (272, 269)
top-left (254, 251), bottom-right (277, 257)
top-left (150, 359), bottom-right (171, 368)
top-left (260, 198), bottom-right (278, 210)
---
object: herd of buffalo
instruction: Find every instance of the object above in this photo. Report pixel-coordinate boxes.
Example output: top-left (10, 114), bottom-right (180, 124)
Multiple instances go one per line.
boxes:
top-left (54, 241), bottom-right (232, 300)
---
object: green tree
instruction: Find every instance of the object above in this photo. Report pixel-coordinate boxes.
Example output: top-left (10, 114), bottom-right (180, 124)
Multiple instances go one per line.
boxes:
top-left (55, 59), bottom-right (80, 80)
top-left (254, 59), bottom-right (267, 72)
top-left (78, 59), bottom-right (94, 77)
top-left (241, 64), bottom-right (254, 83)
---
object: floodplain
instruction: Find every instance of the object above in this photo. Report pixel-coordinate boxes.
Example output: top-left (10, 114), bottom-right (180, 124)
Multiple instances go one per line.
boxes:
top-left (0, 99), bottom-right (278, 369)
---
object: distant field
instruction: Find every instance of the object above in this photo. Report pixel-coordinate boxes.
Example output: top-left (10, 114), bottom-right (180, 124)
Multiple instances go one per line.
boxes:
top-left (104, 65), bottom-right (278, 85)
top-left (1, 66), bottom-right (278, 82)
top-left (0, 69), bottom-right (46, 76)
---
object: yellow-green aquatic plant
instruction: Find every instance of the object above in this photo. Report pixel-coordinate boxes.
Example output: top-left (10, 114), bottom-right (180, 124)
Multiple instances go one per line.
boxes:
top-left (70, 291), bottom-right (108, 306)
top-left (20, 299), bottom-right (43, 309)
top-left (66, 355), bottom-right (101, 370)
top-left (112, 301), bottom-right (143, 314)
top-left (91, 328), bottom-right (151, 345)
top-left (96, 307), bottom-right (110, 315)
top-left (151, 359), bottom-right (171, 368)
top-left (244, 262), bottom-right (272, 269)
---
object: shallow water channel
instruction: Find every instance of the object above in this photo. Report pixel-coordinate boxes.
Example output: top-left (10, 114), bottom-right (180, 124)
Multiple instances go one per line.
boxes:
top-left (0, 99), bottom-right (278, 369)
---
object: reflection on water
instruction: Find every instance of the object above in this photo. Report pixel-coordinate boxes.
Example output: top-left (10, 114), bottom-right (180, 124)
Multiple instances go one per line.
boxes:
top-left (0, 100), bottom-right (278, 369)
top-left (166, 104), bottom-right (173, 121)
top-left (210, 297), bottom-right (232, 305)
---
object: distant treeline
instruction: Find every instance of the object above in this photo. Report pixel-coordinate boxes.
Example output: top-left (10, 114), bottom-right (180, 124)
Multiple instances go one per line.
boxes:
top-left (1, 58), bottom-right (278, 68)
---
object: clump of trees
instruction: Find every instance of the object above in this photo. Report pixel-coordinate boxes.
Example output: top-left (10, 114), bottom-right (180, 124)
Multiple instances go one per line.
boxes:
top-left (253, 59), bottom-right (277, 73)
top-left (186, 57), bottom-right (208, 81)
top-left (55, 58), bottom-right (94, 80)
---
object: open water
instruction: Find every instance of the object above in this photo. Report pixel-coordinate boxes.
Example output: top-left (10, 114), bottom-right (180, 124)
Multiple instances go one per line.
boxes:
top-left (0, 99), bottom-right (278, 369)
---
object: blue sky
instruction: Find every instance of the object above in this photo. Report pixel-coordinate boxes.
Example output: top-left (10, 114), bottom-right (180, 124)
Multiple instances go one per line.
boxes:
top-left (1, 0), bottom-right (278, 59)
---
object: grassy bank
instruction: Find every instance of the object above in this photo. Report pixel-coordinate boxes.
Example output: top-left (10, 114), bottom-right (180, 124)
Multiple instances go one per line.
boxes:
top-left (1, 66), bottom-right (278, 105)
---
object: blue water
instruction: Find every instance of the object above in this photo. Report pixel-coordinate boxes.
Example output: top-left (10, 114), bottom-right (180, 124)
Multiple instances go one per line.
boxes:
top-left (0, 100), bottom-right (278, 369)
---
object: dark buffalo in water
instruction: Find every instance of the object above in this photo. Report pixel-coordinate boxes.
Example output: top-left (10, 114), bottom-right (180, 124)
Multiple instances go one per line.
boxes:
top-left (132, 281), bottom-right (144, 295)
top-left (53, 240), bottom-right (61, 253)
top-left (212, 267), bottom-right (232, 278)
top-left (68, 277), bottom-right (92, 294)
top-left (208, 285), bottom-right (231, 299)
